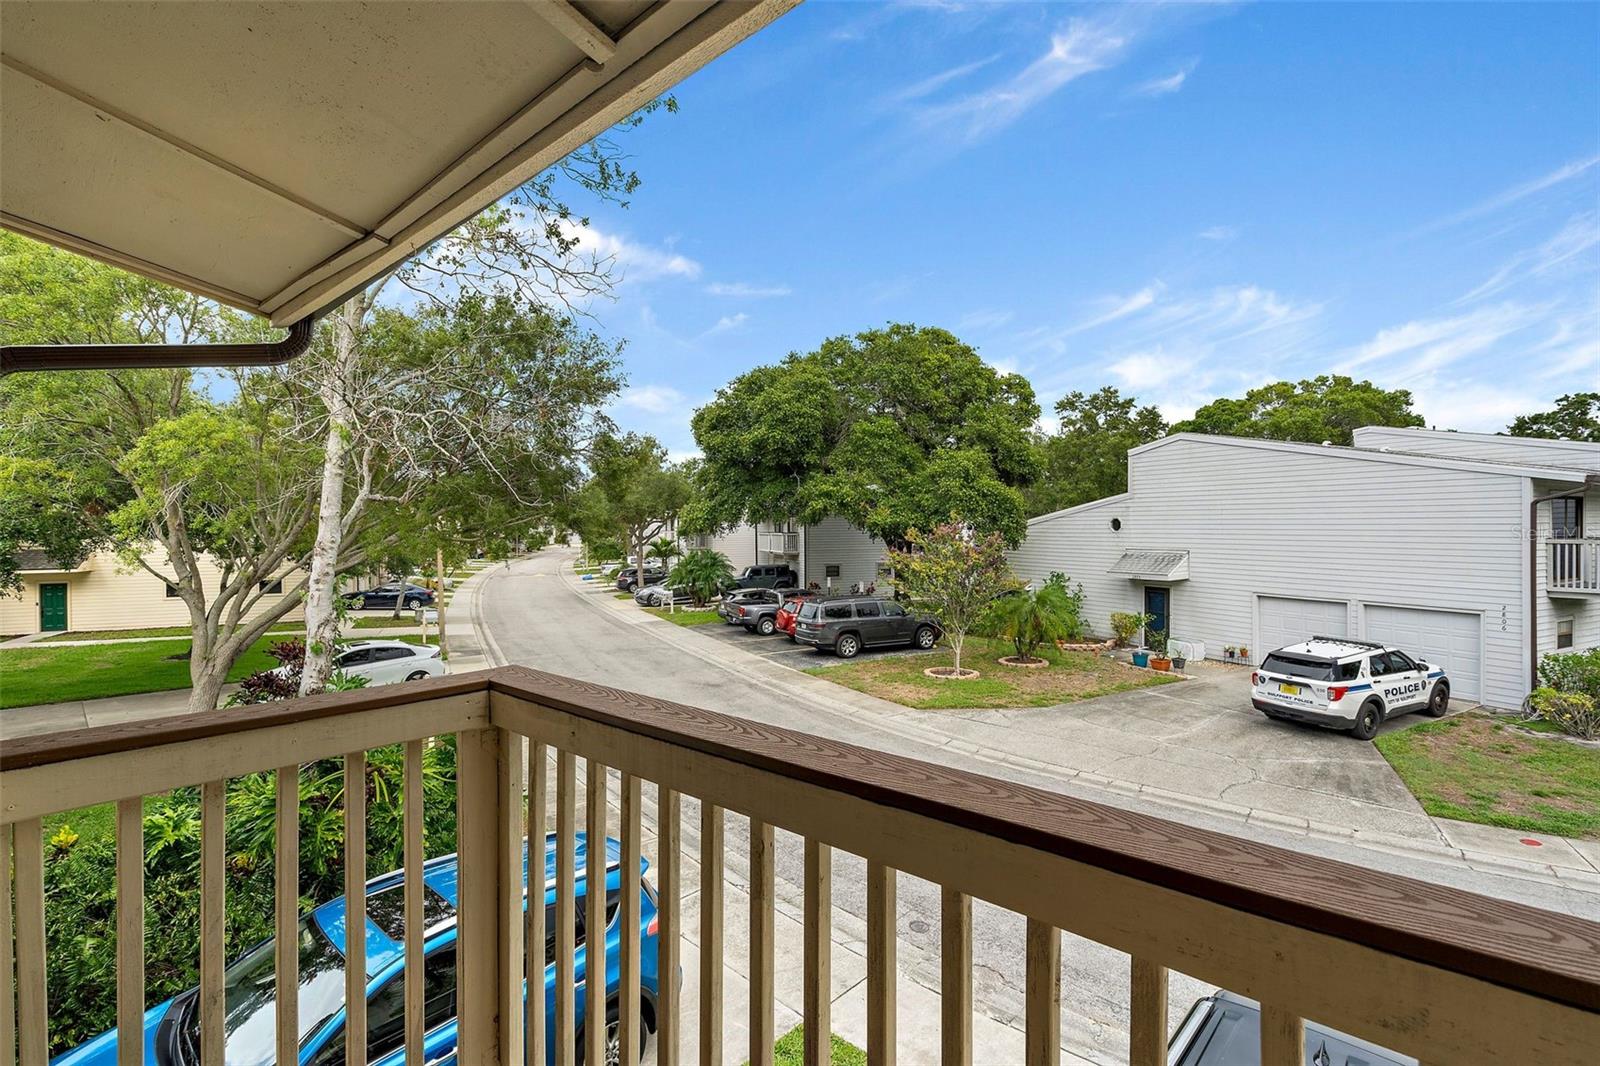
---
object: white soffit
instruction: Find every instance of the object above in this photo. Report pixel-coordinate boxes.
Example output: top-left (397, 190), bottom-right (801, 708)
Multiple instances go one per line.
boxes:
top-left (0, 1), bottom-right (797, 326)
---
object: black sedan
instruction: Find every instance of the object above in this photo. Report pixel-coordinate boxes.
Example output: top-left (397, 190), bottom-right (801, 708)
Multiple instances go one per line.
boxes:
top-left (615, 567), bottom-right (667, 593)
top-left (342, 582), bottom-right (435, 611)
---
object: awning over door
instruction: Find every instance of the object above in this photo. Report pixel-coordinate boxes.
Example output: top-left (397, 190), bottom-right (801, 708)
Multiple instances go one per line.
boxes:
top-left (1108, 550), bottom-right (1190, 581)
top-left (1, 1), bottom-right (794, 327)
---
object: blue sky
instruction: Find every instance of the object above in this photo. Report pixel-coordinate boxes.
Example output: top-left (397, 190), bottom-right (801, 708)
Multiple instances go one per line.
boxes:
top-left (554, 1), bottom-right (1598, 457)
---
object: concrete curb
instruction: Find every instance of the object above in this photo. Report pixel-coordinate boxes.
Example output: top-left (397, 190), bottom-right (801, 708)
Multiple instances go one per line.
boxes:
top-left (538, 557), bottom-right (1594, 892)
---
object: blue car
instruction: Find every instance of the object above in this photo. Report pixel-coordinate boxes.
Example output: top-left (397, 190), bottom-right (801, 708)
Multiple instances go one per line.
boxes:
top-left (56, 833), bottom-right (660, 1066)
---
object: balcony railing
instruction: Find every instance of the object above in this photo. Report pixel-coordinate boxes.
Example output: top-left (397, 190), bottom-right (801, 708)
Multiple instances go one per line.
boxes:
top-left (758, 531), bottom-right (800, 555)
top-left (3, 667), bottom-right (1598, 1066)
top-left (1549, 538), bottom-right (1600, 594)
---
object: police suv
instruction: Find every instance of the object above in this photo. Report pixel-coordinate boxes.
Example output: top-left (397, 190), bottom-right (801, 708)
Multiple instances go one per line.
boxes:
top-left (1251, 636), bottom-right (1450, 740)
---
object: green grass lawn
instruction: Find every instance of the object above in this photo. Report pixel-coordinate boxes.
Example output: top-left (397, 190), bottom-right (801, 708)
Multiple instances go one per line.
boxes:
top-left (349, 615), bottom-right (427, 629)
top-left (744, 1026), bottom-right (865, 1066)
top-left (38, 623), bottom-right (302, 643)
top-left (807, 637), bottom-right (1178, 710)
top-left (1, 634), bottom-right (430, 709)
top-left (613, 592), bottom-right (635, 600)
top-left (1375, 713), bottom-right (1600, 839)
top-left (647, 608), bottom-right (722, 627)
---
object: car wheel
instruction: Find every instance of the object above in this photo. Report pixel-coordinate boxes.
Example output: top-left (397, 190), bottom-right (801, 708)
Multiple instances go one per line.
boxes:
top-left (757, 617), bottom-right (776, 636)
top-left (402, 596), bottom-right (419, 609)
top-left (1426, 682), bottom-right (1450, 717)
top-left (404, 670), bottom-right (431, 682)
top-left (575, 1011), bottom-right (645, 1066)
top-left (357, 595), bottom-right (370, 610)
top-left (1351, 700), bottom-right (1381, 741)
top-left (835, 633), bottom-right (861, 659)
top-left (913, 625), bottom-right (937, 650)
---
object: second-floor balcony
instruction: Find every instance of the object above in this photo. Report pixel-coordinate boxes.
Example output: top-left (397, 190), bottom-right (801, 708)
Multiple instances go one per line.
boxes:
top-left (1548, 538), bottom-right (1600, 595)
top-left (758, 531), bottom-right (800, 556)
top-left (2, 667), bottom-right (1597, 1066)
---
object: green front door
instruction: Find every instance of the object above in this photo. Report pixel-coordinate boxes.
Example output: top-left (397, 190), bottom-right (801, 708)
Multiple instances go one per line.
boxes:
top-left (39, 583), bottom-right (68, 632)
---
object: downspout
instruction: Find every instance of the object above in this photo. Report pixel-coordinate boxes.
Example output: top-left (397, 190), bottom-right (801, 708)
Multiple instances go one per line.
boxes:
top-left (1, 315), bottom-right (316, 375)
top-left (1529, 474), bottom-right (1600, 688)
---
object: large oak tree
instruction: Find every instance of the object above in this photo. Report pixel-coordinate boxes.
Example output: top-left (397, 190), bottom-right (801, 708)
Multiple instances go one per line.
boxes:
top-left (1171, 375), bottom-right (1423, 445)
top-left (688, 324), bottom-right (1041, 547)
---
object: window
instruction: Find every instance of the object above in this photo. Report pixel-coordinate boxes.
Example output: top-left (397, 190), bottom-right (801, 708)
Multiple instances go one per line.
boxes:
top-left (1385, 650), bottom-right (1418, 673)
top-left (1368, 654), bottom-right (1391, 678)
top-left (372, 646), bottom-right (414, 662)
top-left (824, 564), bottom-right (840, 578)
top-left (165, 583), bottom-right (180, 598)
top-left (1261, 654), bottom-right (1337, 681)
top-left (336, 647), bottom-right (374, 667)
top-left (1557, 618), bottom-right (1574, 650)
top-left (1110, 518), bottom-right (1122, 531)
top-left (823, 603), bottom-right (852, 620)
top-left (1551, 498), bottom-right (1583, 539)
top-left (882, 602), bottom-right (907, 618)
top-left (1337, 660), bottom-right (1362, 682)
top-left (308, 947), bottom-right (458, 1066)
top-left (798, 602), bottom-right (821, 621)
top-left (855, 601), bottom-right (880, 618)
top-left (258, 578), bottom-right (284, 594)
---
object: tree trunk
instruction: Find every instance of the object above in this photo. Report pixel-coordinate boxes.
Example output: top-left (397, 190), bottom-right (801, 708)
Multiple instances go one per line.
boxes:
top-left (633, 530), bottom-right (646, 593)
top-left (188, 659), bottom-right (233, 714)
top-left (300, 301), bottom-right (361, 695)
top-left (951, 632), bottom-right (964, 674)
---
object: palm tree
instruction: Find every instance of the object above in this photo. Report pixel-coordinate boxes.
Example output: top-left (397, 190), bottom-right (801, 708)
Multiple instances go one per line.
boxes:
top-left (985, 576), bottom-right (1087, 662)
top-left (667, 549), bottom-right (733, 606)
top-left (647, 535), bottom-right (678, 570)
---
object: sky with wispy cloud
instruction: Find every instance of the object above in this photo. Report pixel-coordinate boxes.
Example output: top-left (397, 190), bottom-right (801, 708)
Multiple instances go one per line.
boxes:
top-left (549, 1), bottom-right (1598, 456)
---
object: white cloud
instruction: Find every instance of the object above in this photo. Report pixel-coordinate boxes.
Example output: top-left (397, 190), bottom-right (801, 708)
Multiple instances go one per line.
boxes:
top-left (917, 16), bottom-right (1133, 142)
top-left (702, 312), bottom-right (750, 338)
top-left (706, 281), bottom-right (792, 298)
top-left (1458, 213), bottom-right (1600, 303)
top-left (555, 219), bottom-right (701, 283)
top-left (1066, 283), bottom-right (1162, 334)
top-left (1134, 60), bottom-right (1196, 97)
top-left (1423, 153), bottom-right (1600, 232)
top-left (1198, 225), bottom-right (1237, 242)
top-left (616, 384), bottom-right (688, 414)
top-left (1338, 302), bottom-right (1542, 380)
top-left (890, 55), bottom-right (1000, 103)
top-left (957, 308), bottom-right (1015, 331)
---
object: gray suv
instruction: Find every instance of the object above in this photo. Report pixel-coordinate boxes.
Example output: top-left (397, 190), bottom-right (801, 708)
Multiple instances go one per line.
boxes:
top-left (792, 596), bottom-right (940, 658)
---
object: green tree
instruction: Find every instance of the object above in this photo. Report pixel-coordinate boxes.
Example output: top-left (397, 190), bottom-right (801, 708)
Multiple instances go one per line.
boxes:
top-left (1171, 375), bottom-right (1423, 445)
top-left (667, 548), bottom-right (734, 606)
top-left (1508, 393), bottom-right (1599, 442)
top-left (887, 521), bottom-right (1017, 675)
top-left (690, 324), bottom-right (1040, 548)
top-left (1026, 387), bottom-right (1167, 516)
top-left (647, 535), bottom-right (679, 568)
top-left (571, 433), bottom-right (693, 593)
top-left (984, 574), bottom-right (1087, 661)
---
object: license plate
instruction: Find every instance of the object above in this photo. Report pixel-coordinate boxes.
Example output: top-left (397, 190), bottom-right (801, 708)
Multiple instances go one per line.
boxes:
top-left (1277, 683), bottom-right (1301, 696)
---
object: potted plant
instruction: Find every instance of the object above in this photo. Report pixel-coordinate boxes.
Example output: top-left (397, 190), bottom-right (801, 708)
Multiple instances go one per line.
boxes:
top-left (1223, 644), bottom-right (1237, 662)
top-left (1171, 642), bottom-right (1187, 670)
top-left (1148, 629), bottom-right (1172, 672)
top-left (1238, 645), bottom-right (1250, 664)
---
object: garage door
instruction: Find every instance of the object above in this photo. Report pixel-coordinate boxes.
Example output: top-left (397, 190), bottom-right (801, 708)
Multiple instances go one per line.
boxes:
top-left (1363, 605), bottom-right (1481, 701)
top-left (1257, 596), bottom-right (1348, 655)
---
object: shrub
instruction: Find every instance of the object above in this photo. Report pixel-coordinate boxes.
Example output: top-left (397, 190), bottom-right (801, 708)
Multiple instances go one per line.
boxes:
top-left (1537, 647), bottom-right (1600, 701)
top-left (984, 574), bottom-right (1087, 661)
top-left (1109, 611), bottom-right (1151, 647)
top-left (668, 548), bottom-right (733, 606)
top-left (1526, 686), bottom-right (1600, 740)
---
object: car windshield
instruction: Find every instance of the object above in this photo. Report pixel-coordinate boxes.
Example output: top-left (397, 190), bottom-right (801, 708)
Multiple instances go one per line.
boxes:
top-left (1261, 653), bottom-right (1337, 681)
top-left (180, 917), bottom-right (347, 1065)
top-left (798, 601), bottom-right (820, 620)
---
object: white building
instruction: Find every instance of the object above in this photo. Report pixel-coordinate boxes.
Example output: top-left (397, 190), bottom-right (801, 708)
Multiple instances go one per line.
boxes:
top-left (682, 517), bottom-right (890, 591)
top-left (1008, 426), bottom-right (1599, 709)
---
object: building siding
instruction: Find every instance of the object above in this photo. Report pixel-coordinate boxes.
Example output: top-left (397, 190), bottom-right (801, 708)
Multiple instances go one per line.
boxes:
top-left (1353, 426), bottom-right (1600, 472)
top-left (1535, 484), bottom-right (1600, 670)
top-left (1, 549), bottom-right (304, 636)
top-left (1011, 436), bottom-right (1530, 708)
top-left (803, 516), bottom-right (888, 591)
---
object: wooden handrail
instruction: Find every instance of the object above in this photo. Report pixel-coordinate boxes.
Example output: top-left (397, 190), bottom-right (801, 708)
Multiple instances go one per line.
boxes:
top-left (481, 666), bottom-right (1600, 1014)
top-left (3, 664), bottom-right (1597, 1060)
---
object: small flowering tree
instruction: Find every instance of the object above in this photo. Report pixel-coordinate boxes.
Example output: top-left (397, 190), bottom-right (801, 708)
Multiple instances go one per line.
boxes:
top-left (888, 520), bottom-right (1016, 676)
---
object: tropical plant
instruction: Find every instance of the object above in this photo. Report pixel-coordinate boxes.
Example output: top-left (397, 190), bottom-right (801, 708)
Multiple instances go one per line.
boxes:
top-left (667, 548), bottom-right (734, 606)
top-left (1147, 629), bottom-right (1169, 657)
top-left (1526, 688), bottom-right (1600, 740)
top-left (887, 520), bottom-right (1016, 675)
top-left (1110, 611), bottom-right (1151, 647)
top-left (647, 535), bottom-right (678, 568)
top-left (984, 574), bottom-right (1086, 662)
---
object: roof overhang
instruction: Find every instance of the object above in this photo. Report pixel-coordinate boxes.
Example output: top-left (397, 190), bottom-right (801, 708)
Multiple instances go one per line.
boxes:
top-left (1108, 549), bottom-right (1189, 582)
top-left (0, 0), bottom-right (796, 329)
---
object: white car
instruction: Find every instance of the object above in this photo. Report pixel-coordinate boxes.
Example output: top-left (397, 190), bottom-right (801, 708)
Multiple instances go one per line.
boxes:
top-left (276, 640), bottom-right (445, 687)
top-left (1251, 637), bottom-right (1450, 740)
